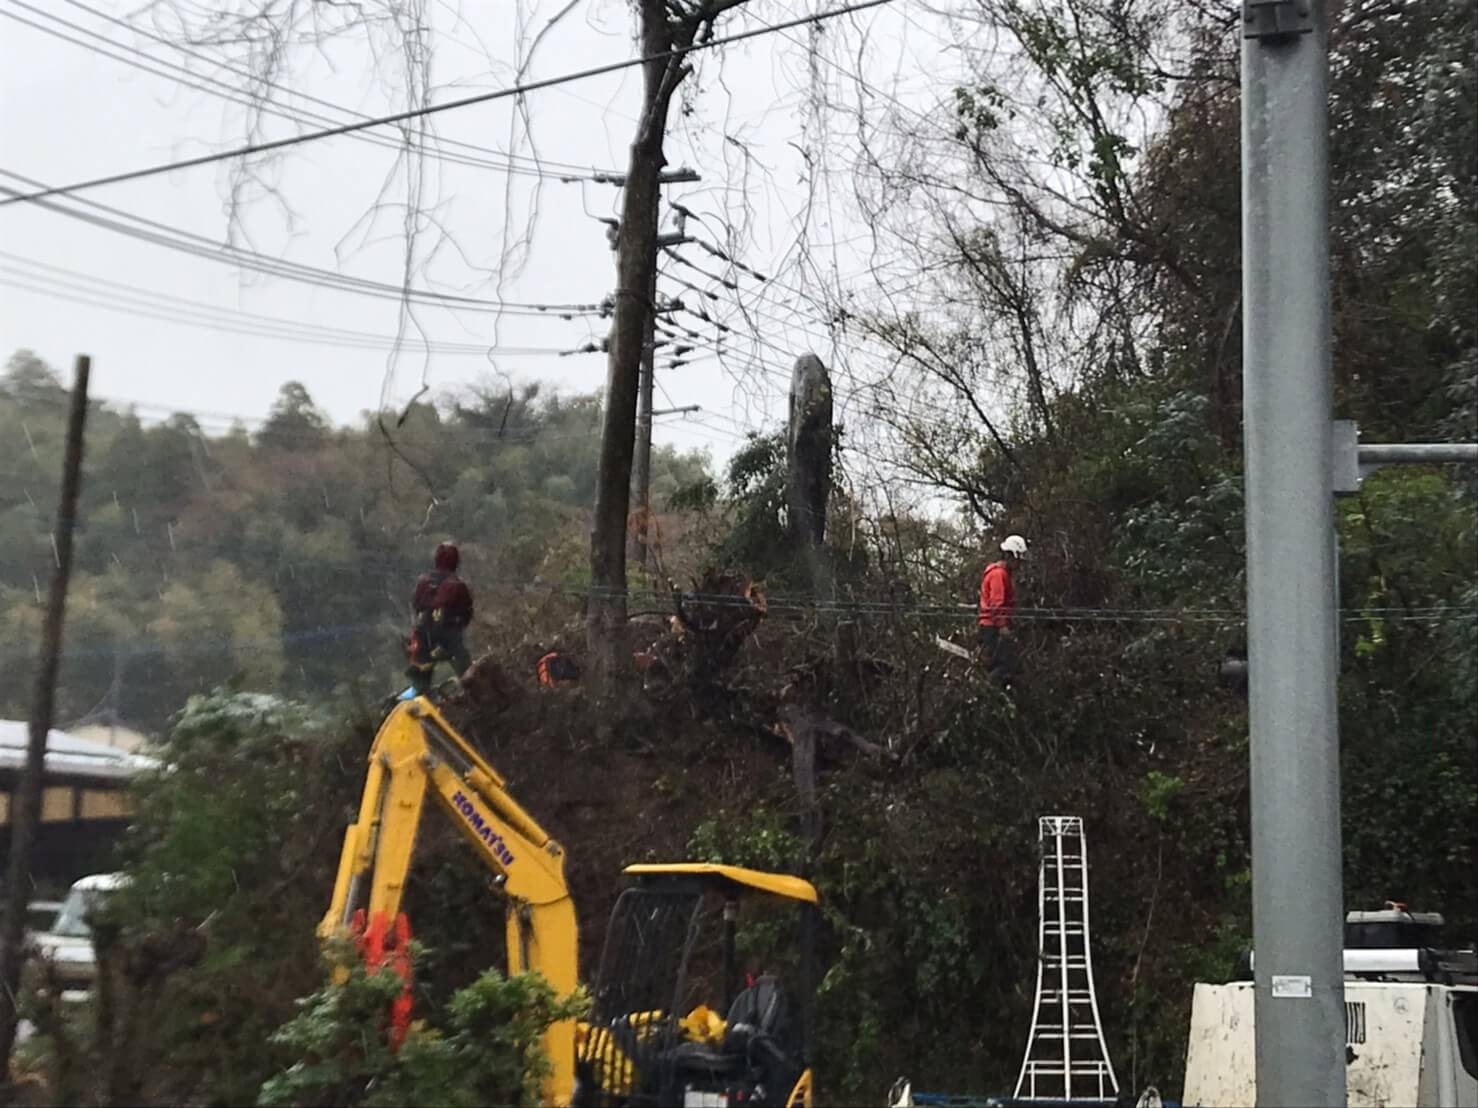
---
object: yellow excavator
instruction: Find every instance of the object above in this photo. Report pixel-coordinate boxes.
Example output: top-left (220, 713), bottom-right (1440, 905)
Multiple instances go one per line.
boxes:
top-left (322, 694), bottom-right (818, 1107)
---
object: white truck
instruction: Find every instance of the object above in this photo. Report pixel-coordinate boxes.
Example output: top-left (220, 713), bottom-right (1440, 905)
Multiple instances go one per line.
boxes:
top-left (1183, 906), bottom-right (1478, 1107)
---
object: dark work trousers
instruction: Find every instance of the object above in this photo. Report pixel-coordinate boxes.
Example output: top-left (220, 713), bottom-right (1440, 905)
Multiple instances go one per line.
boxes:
top-left (406, 625), bottom-right (472, 694)
top-left (975, 625), bottom-right (1018, 683)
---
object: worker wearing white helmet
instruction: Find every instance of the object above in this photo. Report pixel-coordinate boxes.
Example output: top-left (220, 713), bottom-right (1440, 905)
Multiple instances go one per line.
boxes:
top-left (978, 534), bottom-right (1028, 681)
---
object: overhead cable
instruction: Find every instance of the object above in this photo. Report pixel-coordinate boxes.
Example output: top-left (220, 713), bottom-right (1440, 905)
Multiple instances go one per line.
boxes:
top-left (55, 0), bottom-right (624, 179)
top-left (0, 256), bottom-right (584, 357)
top-left (3, 592), bottom-right (1471, 664)
top-left (0, 0), bottom-right (898, 207)
top-left (1, 0), bottom-right (617, 182)
top-left (0, 170), bottom-right (603, 317)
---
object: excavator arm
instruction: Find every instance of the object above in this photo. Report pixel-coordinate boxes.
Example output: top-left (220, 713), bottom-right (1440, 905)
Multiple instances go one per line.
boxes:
top-left (321, 697), bottom-right (578, 1104)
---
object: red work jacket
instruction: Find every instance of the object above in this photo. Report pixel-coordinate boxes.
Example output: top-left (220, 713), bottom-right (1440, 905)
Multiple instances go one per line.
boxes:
top-left (978, 560), bottom-right (1016, 628)
top-left (412, 569), bottom-right (474, 630)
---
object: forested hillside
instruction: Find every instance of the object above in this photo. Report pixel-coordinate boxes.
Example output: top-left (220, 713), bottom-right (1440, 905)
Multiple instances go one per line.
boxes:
top-left (3, 0), bottom-right (1474, 1104)
top-left (0, 358), bottom-right (711, 731)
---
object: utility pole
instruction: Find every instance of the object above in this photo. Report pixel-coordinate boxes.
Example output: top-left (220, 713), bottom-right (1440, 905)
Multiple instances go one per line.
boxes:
top-left (1240, 2), bottom-right (1345, 1103)
top-left (587, 0), bottom-right (747, 695)
top-left (600, 177), bottom-right (697, 577)
top-left (0, 355), bottom-right (90, 1078)
top-left (632, 203), bottom-right (696, 575)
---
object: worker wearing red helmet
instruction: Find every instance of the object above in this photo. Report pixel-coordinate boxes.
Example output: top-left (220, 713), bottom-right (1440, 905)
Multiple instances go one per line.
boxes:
top-left (405, 541), bottom-right (474, 695)
top-left (977, 534), bottom-right (1027, 681)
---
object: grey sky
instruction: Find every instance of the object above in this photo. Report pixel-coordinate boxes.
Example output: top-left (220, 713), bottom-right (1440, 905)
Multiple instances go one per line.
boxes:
top-left (0, 0), bottom-right (944, 474)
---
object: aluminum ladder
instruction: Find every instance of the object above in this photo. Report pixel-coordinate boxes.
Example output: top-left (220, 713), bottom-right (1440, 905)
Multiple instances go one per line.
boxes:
top-left (1013, 815), bottom-right (1118, 1101)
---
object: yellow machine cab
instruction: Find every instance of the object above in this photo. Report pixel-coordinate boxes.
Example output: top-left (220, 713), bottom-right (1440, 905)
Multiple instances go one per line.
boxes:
top-left (573, 863), bottom-right (819, 1108)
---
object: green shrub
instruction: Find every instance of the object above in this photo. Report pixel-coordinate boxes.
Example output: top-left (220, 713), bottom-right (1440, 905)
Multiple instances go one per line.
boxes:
top-left (258, 941), bottom-right (586, 1107)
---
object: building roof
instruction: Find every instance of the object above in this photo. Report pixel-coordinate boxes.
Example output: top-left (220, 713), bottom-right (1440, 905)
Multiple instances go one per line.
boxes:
top-left (70, 723), bottom-right (152, 755)
top-left (0, 721), bottom-right (157, 783)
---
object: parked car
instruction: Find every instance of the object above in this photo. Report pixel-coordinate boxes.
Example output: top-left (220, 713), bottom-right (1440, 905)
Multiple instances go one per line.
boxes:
top-left (27, 872), bottom-right (129, 994)
top-left (25, 900), bottom-right (62, 933)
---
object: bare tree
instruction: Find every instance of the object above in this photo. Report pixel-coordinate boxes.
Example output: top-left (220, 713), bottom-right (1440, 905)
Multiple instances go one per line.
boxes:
top-left (776, 0), bottom-right (1213, 507)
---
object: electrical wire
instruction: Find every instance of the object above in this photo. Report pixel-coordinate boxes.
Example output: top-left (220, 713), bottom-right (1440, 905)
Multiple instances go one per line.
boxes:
top-left (0, 0), bottom-right (899, 208)
top-left (3, 587), bottom-right (1471, 662)
top-left (53, 0), bottom-right (626, 180)
top-left (0, 169), bottom-right (605, 317)
top-left (0, 274), bottom-right (591, 357)
top-left (3, 393), bottom-right (614, 447)
top-left (0, 255), bottom-right (591, 356)
top-left (0, 2), bottom-right (596, 183)
top-left (7, 4), bottom-right (888, 425)
top-left (1, 385), bottom-right (627, 448)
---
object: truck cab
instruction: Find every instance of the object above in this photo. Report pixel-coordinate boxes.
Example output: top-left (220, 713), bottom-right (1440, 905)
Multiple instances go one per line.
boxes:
top-left (1183, 905), bottom-right (1478, 1107)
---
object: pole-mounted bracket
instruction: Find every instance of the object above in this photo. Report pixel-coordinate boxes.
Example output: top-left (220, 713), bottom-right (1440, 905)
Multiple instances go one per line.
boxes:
top-left (1332, 419), bottom-right (1361, 495)
top-left (1243, 0), bottom-right (1313, 43)
top-left (1332, 419), bottom-right (1478, 495)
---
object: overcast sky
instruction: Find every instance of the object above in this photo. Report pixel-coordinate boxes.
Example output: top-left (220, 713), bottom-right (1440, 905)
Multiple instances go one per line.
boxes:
top-left (0, 0), bottom-right (947, 471)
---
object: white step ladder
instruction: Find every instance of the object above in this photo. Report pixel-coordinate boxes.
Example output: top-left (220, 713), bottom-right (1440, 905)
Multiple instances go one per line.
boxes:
top-left (1014, 815), bottom-right (1119, 1101)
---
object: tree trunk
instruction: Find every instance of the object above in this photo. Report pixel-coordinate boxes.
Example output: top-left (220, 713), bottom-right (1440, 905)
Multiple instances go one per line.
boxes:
top-left (587, 0), bottom-right (689, 695)
top-left (787, 353), bottom-right (835, 601)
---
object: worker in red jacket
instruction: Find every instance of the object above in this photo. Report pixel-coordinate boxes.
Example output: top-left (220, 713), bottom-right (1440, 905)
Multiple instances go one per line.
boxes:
top-left (978, 534), bottom-right (1028, 681)
top-left (405, 541), bottom-right (474, 695)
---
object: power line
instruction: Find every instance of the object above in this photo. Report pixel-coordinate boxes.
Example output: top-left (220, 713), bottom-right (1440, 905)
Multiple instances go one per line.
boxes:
top-left (1, 586), bottom-right (1472, 663)
top-left (681, 291), bottom-right (988, 438)
top-left (3, 391), bottom-right (611, 445)
top-left (0, 256), bottom-right (587, 357)
top-left (0, 0), bottom-right (898, 207)
top-left (0, 169), bottom-right (604, 317)
top-left (1, 386), bottom-right (625, 447)
top-left (662, 415), bottom-right (750, 445)
top-left (0, 0), bottom-right (618, 183)
top-left (10, 3), bottom-right (890, 404)
top-left (56, 0), bottom-right (625, 180)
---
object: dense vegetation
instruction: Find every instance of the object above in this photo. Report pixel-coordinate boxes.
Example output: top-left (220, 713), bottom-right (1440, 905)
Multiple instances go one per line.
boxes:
top-left (5, 0), bottom-right (1474, 1104)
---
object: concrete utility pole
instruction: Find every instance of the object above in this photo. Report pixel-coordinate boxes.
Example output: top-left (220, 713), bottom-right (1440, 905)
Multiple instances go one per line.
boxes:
top-left (0, 355), bottom-right (90, 1078)
top-left (1240, 2), bottom-right (1346, 1103)
top-left (632, 201), bottom-right (696, 574)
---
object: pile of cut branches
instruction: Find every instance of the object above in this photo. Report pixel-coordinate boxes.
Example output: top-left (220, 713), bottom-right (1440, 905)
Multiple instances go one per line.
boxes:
top-left (635, 571), bottom-right (768, 701)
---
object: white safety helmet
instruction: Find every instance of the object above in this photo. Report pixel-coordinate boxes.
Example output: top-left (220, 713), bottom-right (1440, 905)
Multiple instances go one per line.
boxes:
top-left (1000, 534), bottom-right (1029, 557)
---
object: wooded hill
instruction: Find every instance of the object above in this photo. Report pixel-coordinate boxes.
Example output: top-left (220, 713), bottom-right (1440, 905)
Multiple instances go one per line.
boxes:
top-left (0, 360), bottom-right (711, 732)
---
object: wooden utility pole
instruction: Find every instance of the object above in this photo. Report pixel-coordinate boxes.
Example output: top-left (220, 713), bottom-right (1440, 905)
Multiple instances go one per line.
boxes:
top-left (0, 355), bottom-right (90, 1080)
top-left (588, 0), bottom-right (745, 694)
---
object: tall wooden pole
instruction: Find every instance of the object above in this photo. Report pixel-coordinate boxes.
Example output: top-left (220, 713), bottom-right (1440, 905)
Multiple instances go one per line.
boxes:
top-left (0, 355), bottom-right (91, 1079)
top-left (588, 0), bottom-right (689, 694)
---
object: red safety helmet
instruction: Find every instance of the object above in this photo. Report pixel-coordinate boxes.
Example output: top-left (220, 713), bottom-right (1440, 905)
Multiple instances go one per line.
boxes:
top-left (433, 541), bottom-right (459, 571)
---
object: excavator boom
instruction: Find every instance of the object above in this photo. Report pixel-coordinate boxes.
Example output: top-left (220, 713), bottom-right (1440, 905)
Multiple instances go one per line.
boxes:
top-left (322, 697), bottom-right (578, 1104)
